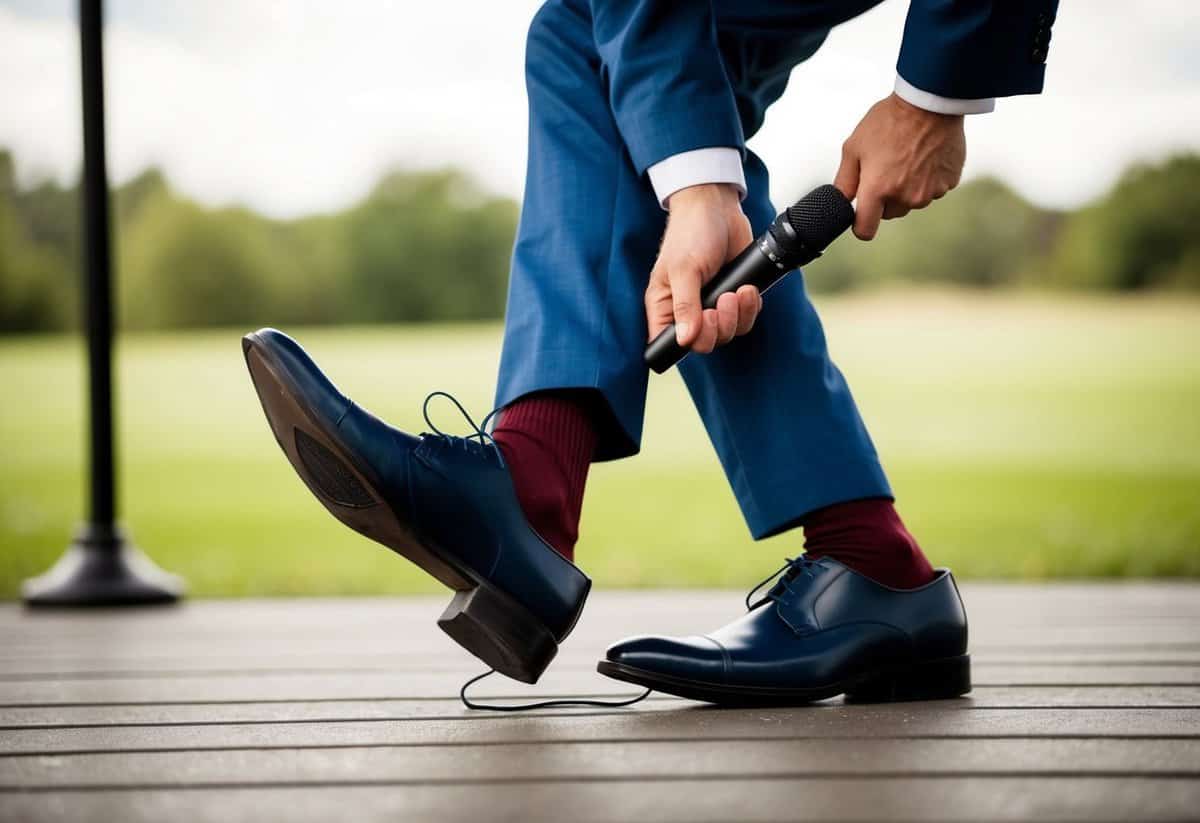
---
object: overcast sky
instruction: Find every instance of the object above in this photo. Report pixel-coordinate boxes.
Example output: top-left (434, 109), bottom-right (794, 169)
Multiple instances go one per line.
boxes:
top-left (2, 0), bottom-right (1198, 218)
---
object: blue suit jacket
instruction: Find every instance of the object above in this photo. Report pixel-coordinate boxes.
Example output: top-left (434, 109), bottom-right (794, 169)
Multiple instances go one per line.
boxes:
top-left (590, 0), bottom-right (1059, 174)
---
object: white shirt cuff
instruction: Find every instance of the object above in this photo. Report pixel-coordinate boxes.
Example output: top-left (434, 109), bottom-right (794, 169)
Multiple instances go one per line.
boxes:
top-left (646, 147), bottom-right (747, 210)
top-left (894, 74), bottom-right (995, 115)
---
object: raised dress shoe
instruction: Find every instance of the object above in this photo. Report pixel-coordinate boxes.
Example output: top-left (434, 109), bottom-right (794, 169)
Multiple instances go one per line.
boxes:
top-left (598, 556), bottom-right (969, 704)
top-left (242, 328), bottom-right (590, 683)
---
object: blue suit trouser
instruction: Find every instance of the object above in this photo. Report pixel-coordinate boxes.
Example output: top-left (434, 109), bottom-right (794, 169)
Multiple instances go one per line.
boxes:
top-left (494, 0), bottom-right (892, 539)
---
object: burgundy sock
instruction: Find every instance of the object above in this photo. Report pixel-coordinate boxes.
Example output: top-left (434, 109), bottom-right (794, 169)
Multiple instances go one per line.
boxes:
top-left (801, 498), bottom-right (936, 589)
top-left (491, 392), bottom-right (596, 562)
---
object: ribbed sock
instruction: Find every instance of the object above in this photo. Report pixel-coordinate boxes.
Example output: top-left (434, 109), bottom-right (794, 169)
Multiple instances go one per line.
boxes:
top-left (491, 392), bottom-right (596, 562)
top-left (801, 497), bottom-right (936, 589)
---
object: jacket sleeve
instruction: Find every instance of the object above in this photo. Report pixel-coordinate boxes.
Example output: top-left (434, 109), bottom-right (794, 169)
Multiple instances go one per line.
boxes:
top-left (590, 0), bottom-right (745, 176)
top-left (896, 0), bottom-right (1060, 100)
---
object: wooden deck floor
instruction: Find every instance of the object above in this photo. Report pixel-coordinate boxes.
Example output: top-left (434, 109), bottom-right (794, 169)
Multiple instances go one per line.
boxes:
top-left (1, 584), bottom-right (1198, 821)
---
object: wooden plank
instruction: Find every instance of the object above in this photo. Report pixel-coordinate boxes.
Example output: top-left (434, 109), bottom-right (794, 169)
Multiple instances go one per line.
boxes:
top-left (3, 647), bottom-right (1199, 678)
top-left (1, 687), bottom-right (1197, 728)
top-left (2, 708), bottom-right (1196, 756)
top-left (1, 587), bottom-right (1196, 639)
top-left (2, 778), bottom-right (1198, 823)
top-left (0, 587), bottom-right (1197, 823)
top-left (6, 626), bottom-right (1200, 664)
top-left (5, 602), bottom-right (1197, 637)
top-left (12, 626), bottom-right (1200, 653)
top-left (2, 585), bottom-right (1195, 629)
top-left (3, 738), bottom-right (1198, 788)
top-left (1, 664), bottom-right (1197, 707)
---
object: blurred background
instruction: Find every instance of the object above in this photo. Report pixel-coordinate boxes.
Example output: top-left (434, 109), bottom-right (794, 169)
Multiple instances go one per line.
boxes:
top-left (1, 0), bottom-right (1197, 597)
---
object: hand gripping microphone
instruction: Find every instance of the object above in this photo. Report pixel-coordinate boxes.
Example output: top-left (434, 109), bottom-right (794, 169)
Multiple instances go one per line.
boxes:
top-left (644, 184), bottom-right (855, 374)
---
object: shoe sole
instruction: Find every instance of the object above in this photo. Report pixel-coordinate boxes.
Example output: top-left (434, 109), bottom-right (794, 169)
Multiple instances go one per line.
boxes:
top-left (242, 334), bottom-right (559, 683)
top-left (596, 654), bottom-right (971, 706)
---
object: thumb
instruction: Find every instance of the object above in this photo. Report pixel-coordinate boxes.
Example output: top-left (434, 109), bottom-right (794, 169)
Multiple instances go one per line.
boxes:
top-left (667, 263), bottom-right (704, 347)
top-left (834, 145), bottom-right (860, 201)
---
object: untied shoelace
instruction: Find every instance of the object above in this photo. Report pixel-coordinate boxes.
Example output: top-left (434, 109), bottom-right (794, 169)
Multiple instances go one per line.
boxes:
top-left (426, 392), bottom-right (812, 712)
top-left (423, 391), bottom-right (652, 711)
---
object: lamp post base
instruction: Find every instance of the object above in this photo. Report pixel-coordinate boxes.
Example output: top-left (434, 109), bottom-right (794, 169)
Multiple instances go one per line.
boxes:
top-left (22, 523), bottom-right (184, 607)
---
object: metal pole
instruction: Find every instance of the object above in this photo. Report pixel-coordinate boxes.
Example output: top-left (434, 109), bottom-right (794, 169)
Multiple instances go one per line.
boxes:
top-left (80, 0), bottom-right (116, 529)
top-left (22, 0), bottom-right (183, 606)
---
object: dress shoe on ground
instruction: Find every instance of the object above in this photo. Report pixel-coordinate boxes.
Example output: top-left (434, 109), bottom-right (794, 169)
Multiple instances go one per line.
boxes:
top-left (599, 556), bottom-right (969, 705)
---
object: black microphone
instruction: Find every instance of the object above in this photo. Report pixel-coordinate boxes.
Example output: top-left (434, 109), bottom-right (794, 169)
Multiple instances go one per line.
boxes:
top-left (644, 184), bottom-right (855, 374)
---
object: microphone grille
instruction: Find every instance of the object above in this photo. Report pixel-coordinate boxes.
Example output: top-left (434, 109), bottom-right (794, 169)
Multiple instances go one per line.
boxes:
top-left (784, 184), bottom-right (855, 251)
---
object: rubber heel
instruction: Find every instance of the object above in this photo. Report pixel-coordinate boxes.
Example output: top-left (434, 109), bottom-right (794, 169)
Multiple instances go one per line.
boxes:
top-left (438, 583), bottom-right (558, 684)
top-left (845, 654), bottom-right (972, 703)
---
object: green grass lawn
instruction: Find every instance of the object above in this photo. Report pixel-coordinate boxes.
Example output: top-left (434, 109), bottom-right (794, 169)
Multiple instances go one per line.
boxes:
top-left (2, 291), bottom-right (1199, 597)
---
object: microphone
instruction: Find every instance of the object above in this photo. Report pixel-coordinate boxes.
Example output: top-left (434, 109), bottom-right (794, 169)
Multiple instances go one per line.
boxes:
top-left (644, 184), bottom-right (855, 374)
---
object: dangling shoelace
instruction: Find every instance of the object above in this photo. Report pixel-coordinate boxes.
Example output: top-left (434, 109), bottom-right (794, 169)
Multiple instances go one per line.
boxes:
top-left (422, 391), bottom-right (652, 712)
top-left (465, 556), bottom-right (822, 711)
top-left (460, 669), bottom-right (650, 712)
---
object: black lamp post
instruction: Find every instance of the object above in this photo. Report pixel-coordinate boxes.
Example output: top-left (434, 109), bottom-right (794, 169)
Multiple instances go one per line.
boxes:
top-left (22, 0), bottom-right (183, 606)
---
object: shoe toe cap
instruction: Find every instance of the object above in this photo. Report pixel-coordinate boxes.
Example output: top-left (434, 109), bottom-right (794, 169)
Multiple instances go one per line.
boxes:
top-left (605, 634), bottom-right (727, 680)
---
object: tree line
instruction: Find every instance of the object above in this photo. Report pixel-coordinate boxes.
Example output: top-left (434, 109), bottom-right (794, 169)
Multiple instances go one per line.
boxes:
top-left (2, 149), bottom-right (1197, 333)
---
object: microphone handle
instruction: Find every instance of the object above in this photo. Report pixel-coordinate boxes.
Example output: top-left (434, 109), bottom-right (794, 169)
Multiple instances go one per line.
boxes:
top-left (643, 237), bottom-right (808, 375)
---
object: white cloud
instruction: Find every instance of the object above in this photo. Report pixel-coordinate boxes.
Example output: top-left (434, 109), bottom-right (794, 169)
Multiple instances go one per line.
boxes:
top-left (1, 0), bottom-right (1198, 217)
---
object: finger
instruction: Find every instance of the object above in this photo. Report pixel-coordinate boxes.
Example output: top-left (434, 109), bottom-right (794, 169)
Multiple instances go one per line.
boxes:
top-left (692, 308), bottom-right (720, 354)
top-left (734, 285), bottom-right (759, 336)
top-left (666, 263), bottom-right (704, 347)
top-left (853, 188), bottom-right (884, 240)
top-left (834, 144), bottom-right (860, 200)
top-left (715, 292), bottom-right (738, 346)
top-left (882, 201), bottom-right (911, 220)
top-left (644, 270), bottom-right (674, 341)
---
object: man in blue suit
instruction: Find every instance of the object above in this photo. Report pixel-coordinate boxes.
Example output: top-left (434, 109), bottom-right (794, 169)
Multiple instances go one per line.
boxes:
top-left (244, 1), bottom-right (1057, 702)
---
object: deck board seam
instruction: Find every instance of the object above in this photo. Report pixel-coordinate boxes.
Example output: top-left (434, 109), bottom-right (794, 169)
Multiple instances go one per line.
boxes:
top-left (4, 704), bottom-right (1200, 731)
top-left (4, 772), bottom-right (1200, 793)
top-left (5, 734), bottom-right (1200, 758)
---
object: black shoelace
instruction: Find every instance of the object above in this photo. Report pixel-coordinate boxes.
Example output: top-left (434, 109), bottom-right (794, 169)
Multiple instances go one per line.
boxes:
top-left (743, 555), bottom-right (817, 611)
top-left (460, 557), bottom-right (814, 712)
top-left (422, 392), bottom-right (652, 712)
top-left (460, 669), bottom-right (651, 712)
top-left (422, 390), bottom-right (506, 465)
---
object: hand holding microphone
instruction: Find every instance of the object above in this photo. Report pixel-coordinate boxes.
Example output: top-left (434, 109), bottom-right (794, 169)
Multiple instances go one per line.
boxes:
top-left (643, 182), bottom-right (855, 374)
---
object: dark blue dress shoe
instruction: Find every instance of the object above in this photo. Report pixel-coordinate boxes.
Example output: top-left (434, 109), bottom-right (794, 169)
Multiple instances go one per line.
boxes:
top-left (242, 328), bottom-right (590, 683)
top-left (598, 557), bottom-right (969, 705)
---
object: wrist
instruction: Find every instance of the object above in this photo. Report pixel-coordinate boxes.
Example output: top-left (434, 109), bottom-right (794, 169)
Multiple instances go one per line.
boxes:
top-left (666, 182), bottom-right (741, 212)
top-left (889, 91), bottom-right (963, 123)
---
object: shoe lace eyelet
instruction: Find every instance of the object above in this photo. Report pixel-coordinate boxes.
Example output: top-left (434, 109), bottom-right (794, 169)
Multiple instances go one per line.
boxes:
top-left (420, 391), bottom-right (505, 468)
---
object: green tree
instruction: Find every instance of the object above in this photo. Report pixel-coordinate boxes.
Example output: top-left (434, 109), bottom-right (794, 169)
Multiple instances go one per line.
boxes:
top-left (809, 177), bottom-right (1050, 292)
top-left (1050, 154), bottom-right (1200, 290)
top-left (0, 152), bottom-right (74, 332)
top-left (344, 169), bottom-right (517, 323)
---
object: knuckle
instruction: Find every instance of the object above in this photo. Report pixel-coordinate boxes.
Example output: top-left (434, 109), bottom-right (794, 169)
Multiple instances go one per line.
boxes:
top-left (683, 252), bottom-right (715, 277)
top-left (670, 260), bottom-right (703, 287)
